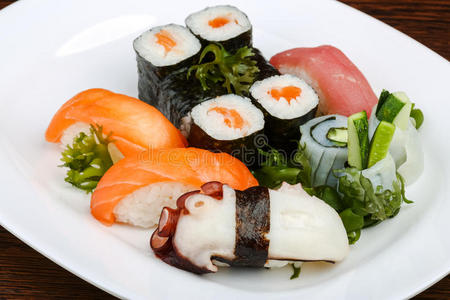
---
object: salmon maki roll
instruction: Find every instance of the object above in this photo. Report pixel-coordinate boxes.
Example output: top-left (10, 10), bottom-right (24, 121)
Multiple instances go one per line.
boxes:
top-left (45, 89), bottom-right (187, 157)
top-left (270, 45), bottom-right (378, 117)
top-left (90, 148), bottom-right (258, 227)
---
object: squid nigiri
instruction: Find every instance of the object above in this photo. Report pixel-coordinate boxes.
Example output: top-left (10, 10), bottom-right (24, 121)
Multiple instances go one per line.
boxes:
top-left (45, 88), bottom-right (187, 157)
top-left (91, 148), bottom-right (258, 227)
top-left (270, 45), bottom-right (378, 117)
top-left (151, 182), bottom-right (349, 274)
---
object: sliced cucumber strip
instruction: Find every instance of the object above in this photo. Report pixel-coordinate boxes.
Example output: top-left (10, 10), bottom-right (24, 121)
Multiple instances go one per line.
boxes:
top-left (391, 92), bottom-right (412, 130)
top-left (375, 90), bottom-right (390, 115)
top-left (347, 111), bottom-right (369, 170)
top-left (368, 121), bottom-right (396, 168)
top-left (326, 127), bottom-right (348, 146)
top-left (376, 91), bottom-right (412, 130)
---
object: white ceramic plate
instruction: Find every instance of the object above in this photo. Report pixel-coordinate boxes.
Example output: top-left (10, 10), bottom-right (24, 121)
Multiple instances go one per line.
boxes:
top-left (0, 0), bottom-right (449, 299)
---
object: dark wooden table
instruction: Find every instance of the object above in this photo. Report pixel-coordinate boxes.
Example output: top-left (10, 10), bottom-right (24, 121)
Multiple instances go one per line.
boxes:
top-left (0, 0), bottom-right (449, 298)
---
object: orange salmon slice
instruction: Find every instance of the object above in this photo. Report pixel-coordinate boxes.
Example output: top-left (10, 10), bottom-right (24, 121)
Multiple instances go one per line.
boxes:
top-left (268, 85), bottom-right (302, 104)
top-left (208, 17), bottom-right (230, 28)
top-left (155, 30), bottom-right (176, 53)
top-left (209, 107), bottom-right (245, 129)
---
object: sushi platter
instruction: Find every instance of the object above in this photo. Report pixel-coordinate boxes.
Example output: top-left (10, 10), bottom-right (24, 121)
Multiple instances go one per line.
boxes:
top-left (0, 0), bottom-right (449, 299)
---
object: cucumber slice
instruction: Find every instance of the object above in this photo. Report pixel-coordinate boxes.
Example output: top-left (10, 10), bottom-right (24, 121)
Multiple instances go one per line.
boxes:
top-left (326, 127), bottom-right (348, 146)
top-left (347, 111), bottom-right (369, 170)
top-left (376, 91), bottom-right (412, 130)
top-left (368, 121), bottom-right (396, 168)
top-left (375, 90), bottom-right (391, 115)
top-left (392, 92), bottom-right (412, 130)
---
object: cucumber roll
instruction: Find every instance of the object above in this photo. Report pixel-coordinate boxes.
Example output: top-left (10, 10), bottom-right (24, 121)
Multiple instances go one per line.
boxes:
top-left (134, 24), bottom-right (202, 107)
top-left (250, 75), bottom-right (318, 151)
top-left (185, 5), bottom-right (252, 52)
top-left (299, 115), bottom-right (348, 187)
top-left (186, 95), bottom-right (265, 165)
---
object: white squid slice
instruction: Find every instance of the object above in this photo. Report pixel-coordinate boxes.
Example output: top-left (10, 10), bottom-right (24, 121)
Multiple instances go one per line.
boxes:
top-left (300, 114), bottom-right (348, 187)
top-left (172, 183), bottom-right (349, 272)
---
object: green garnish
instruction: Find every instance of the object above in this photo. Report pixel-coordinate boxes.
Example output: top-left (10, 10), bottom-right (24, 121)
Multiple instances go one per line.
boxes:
top-left (375, 89), bottom-right (391, 115)
top-left (333, 168), bottom-right (411, 244)
top-left (60, 125), bottom-right (114, 193)
top-left (253, 138), bottom-right (412, 245)
top-left (367, 121), bottom-right (396, 168)
top-left (335, 168), bottom-right (409, 221)
top-left (347, 111), bottom-right (370, 170)
top-left (292, 143), bottom-right (313, 189)
top-left (187, 43), bottom-right (259, 95)
top-left (326, 127), bottom-right (348, 147)
top-left (410, 103), bottom-right (424, 129)
top-left (290, 263), bottom-right (301, 280)
top-left (253, 143), bottom-right (312, 190)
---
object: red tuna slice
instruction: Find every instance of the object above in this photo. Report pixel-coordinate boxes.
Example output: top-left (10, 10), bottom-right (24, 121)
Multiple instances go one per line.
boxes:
top-left (270, 45), bottom-right (378, 116)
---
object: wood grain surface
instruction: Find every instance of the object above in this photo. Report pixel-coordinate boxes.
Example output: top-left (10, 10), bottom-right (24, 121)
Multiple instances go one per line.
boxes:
top-left (0, 0), bottom-right (449, 298)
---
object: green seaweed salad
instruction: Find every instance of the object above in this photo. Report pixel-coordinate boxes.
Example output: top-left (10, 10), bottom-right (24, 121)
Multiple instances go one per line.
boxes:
top-left (60, 125), bottom-right (114, 193)
top-left (254, 142), bottom-right (409, 245)
top-left (255, 89), bottom-right (423, 246)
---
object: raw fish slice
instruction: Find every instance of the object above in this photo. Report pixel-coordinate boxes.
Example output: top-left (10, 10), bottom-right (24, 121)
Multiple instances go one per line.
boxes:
top-left (91, 148), bottom-right (258, 226)
top-left (270, 45), bottom-right (378, 116)
top-left (46, 89), bottom-right (187, 156)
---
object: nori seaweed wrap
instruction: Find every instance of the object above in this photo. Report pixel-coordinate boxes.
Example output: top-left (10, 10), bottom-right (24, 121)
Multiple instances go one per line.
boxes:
top-left (155, 45), bottom-right (279, 128)
top-left (186, 95), bottom-right (265, 166)
top-left (133, 24), bottom-right (202, 107)
top-left (185, 5), bottom-right (252, 52)
top-left (249, 74), bottom-right (319, 153)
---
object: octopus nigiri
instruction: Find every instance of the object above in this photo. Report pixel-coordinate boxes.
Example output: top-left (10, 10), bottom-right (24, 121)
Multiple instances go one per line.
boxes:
top-left (45, 89), bottom-right (187, 157)
top-left (151, 182), bottom-right (349, 273)
top-left (91, 148), bottom-right (258, 227)
top-left (270, 45), bottom-right (378, 117)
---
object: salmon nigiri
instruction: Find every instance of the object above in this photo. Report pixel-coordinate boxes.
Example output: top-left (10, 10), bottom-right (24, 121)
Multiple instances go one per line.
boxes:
top-left (270, 45), bottom-right (378, 117)
top-left (91, 148), bottom-right (258, 227)
top-left (45, 89), bottom-right (187, 157)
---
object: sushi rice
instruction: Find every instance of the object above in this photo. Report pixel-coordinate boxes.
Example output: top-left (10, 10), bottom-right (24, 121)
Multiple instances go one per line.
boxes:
top-left (134, 24), bottom-right (201, 67)
top-left (114, 181), bottom-right (196, 228)
top-left (250, 74), bottom-right (319, 120)
top-left (185, 5), bottom-right (251, 43)
top-left (190, 94), bottom-right (264, 140)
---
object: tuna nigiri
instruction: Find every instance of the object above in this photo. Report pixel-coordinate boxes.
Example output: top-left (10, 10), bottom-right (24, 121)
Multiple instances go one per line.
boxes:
top-left (45, 89), bottom-right (187, 157)
top-left (270, 45), bottom-right (378, 117)
top-left (91, 148), bottom-right (258, 227)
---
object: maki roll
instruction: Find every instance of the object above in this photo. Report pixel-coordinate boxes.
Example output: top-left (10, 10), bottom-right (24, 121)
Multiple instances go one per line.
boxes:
top-left (134, 24), bottom-right (202, 106)
top-left (185, 5), bottom-right (252, 52)
top-left (252, 48), bottom-right (281, 81)
top-left (186, 94), bottom-right (265, 165)
top-left (299, 115), bottom-right (348, 187)
top-left (250, 74), bottom-right (319, 151)
top-left (151, 182), bottom-right (349, 274)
